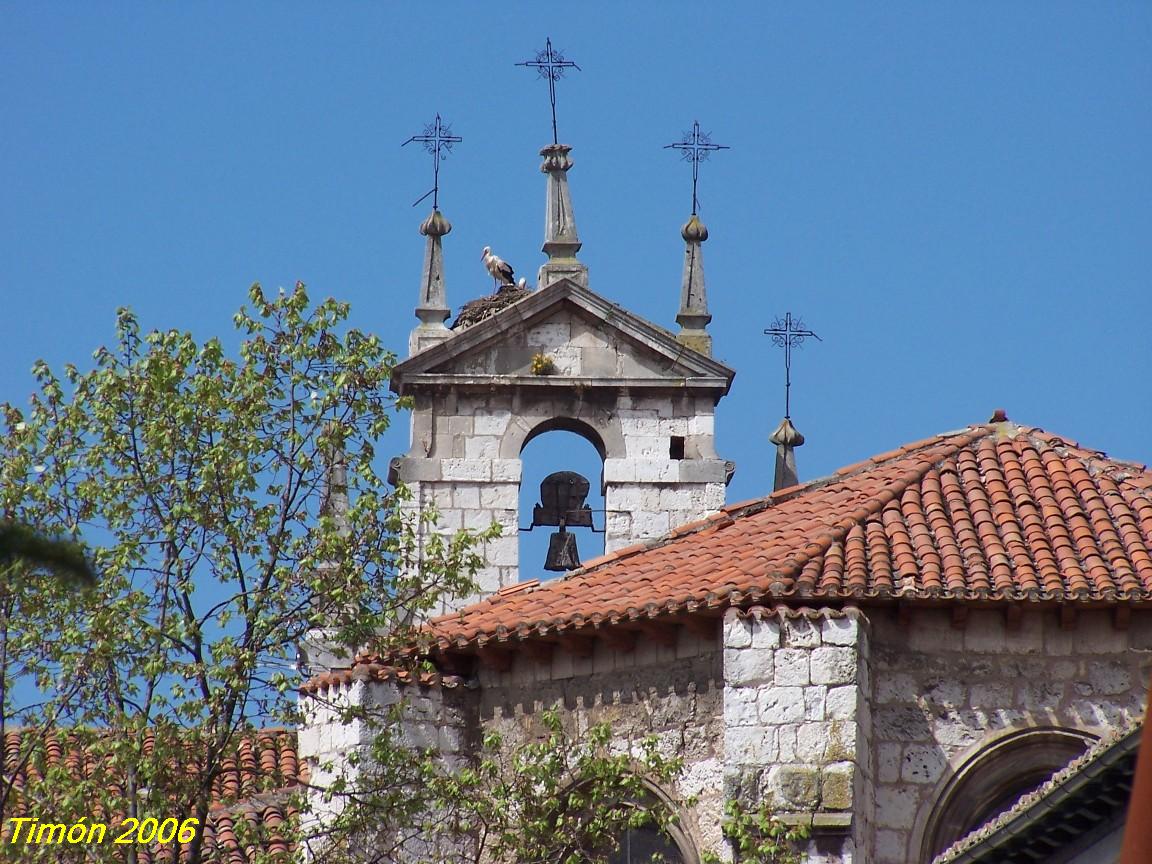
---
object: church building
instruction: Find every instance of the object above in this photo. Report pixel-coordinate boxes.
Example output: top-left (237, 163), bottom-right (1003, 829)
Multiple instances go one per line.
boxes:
top-left (298, 130), bottom-right (1152, 864)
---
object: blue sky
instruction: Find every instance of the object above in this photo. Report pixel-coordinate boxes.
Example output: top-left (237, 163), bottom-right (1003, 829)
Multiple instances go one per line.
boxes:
top-left (3, 4), bottom-right (1150, 575)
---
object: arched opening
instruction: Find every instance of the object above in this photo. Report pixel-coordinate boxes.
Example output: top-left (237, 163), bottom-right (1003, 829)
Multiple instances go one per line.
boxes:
top-left (920, 727), bottom-right (1096, 862)
top-left (608, 823), bottom-right (685, 864)
top-left (562, 778), bottom-right (698, 864)
top-left (519, 423), bottom-right (605, 581)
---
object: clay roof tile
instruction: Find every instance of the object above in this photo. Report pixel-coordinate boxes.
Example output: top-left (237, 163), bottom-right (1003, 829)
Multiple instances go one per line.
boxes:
top-left (389, 421), bottom-right (1152, 650)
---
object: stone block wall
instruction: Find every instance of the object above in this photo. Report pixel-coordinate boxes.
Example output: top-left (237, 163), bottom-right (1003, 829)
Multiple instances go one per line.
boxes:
top-left (298, 676), bottom-right (477, 862)
top-left (721, 606), bottom-right (873, 864)
top-left (394, 328), bottom-right (729, 611)
top-left (477, 627), bottom-right (726, 862)
top-left (869, 608), bottom-right (1152, 864)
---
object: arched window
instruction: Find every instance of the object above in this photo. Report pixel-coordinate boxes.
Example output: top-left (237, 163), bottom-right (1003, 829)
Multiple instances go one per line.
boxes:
top-left (920, 727), bottom-right (1095, 862)
top-left (519, 424), bottom-right (605, 580)
top-left (600, 782), bottom-right (698, 864)
top-left (608, 824), bottom-right (685, 864)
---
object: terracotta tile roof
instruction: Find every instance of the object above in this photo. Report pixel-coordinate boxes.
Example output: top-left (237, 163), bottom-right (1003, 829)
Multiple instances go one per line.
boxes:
top-left (423, 421), bottom-right (1152, 650)
top-left (2, 728), bottom-right (304, 862)
top-left (299, 662), bottom-right (470, 695)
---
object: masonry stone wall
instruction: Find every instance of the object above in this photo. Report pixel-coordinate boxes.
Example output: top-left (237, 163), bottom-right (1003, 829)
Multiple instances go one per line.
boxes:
top-left (298, 677), bottom-right (477, 862)
top-left (477, 628), bottom-right (726, 862)
top-left (394, 306), bottom-right (729, 612)
top-left (869, 608), bottom-right (1152, 864)
top-left (722, 607), bottom-right (872, 864)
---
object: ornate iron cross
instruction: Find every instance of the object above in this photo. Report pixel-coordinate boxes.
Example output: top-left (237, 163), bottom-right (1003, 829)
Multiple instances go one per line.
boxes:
top-left (764, 313), bottom-right (821, 419)
top-left (401, 114), bottom-right (462, 210)
top-left (517, 38), bottom-right (581, 145)
top-left (664, 121), bottom-right (730, 215)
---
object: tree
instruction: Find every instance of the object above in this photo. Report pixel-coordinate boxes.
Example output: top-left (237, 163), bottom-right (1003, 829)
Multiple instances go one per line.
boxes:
top-left (1, 285), bottom-right (806, 864)
top-left (305, 706), bottom-right (691, 864)
top-left (0, 284), bottom-right (486, 862)
top-left (0, 521), bottom-right (95, 587)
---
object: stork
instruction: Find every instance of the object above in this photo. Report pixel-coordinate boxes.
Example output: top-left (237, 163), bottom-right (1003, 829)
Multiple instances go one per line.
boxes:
top-left (481, 246), bottom-right (515, 289)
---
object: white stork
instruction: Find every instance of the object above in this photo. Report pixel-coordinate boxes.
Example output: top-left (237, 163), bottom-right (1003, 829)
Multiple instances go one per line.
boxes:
top-left (481, 246), bottom-right (515, 289)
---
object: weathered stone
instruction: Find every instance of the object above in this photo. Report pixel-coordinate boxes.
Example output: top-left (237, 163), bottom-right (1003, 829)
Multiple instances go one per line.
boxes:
top-left (804, 686), bottom-right (828, 721)
top-left (489, 459), bottom-right (522, 482)
top-left (440, 459), bottom-right (491, 482)
top-left (1004, 610), bottom-right (1045, 654)
top-left (969, 681), bottom-right (1013, 707)
top-left (784, 618), bottom-right (822, 648)
top-left (825, 686), bottom-right (857, 720)
top-left (724, 646), bottom-right (773, 686)
top-left (751, 618), bottom-right (782, 649)
top-left (775, 648), bottom-right (812, 686)
top-left (777, 724), bottom-right (798, 761)
top-left (821, 616), bottom-right (859, 646)
top-left (964, 611), bottom-right (1007, 653)
top-left (825, 720), bottom-right (857, 761)
top-left (932, 710), bottom-right (983, 750)
top-left (877, 743), bottom-right (902, 784)
top-left (875, 672), bottom-right (919, 703)
top-left (724, 615), bottom-right (753, 649)
top-left (875, 829), bottom-right (909, 864)
top-left (901, 745), bottom-right (947, 784)
top-left (875, 705), bottom-right (933, 742)
top-left (811, 646), bottom-right (857, 685)
top-left (759, 686), bottom-right (805, 724)
top-left (770, 765), bottom-right (821, 810)
top-left (796, 722), bottom-right (829, 761)
top-left (922, 676), bottom-right (966, 709)
top-left (1087, 661), bottom-right (1132, 695)
top-left (678, 459), bottom-right (727, 484)
top-left (727, 726), bottom-right (778, 764)
top-left (821, 763), bottom-right (855, 810)
top-left (1018, 679), bottom-right (1065, 712)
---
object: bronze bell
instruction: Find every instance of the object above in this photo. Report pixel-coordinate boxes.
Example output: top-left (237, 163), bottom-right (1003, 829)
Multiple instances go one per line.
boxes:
top-left (545, 527), bottom-right (581, 572)
top-left (534, 471), bottom-right (594, 571)
top-left (532, 471), bottom-right (593, 529)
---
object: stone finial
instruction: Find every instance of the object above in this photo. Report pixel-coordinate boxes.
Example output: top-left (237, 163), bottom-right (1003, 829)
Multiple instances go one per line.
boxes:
top-left (676, 214), bottom-right (712, 356)
top-left (320, 423), bottom-right (350, 538)
top-left (410, 209), bottom-right (453, 356)
top-left (769, 416), bottom-right (805, 492)
top-left (537, 143), bottom-right (588, 289)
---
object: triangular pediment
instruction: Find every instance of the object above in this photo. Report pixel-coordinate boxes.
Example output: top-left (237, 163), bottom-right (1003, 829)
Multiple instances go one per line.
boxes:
top-left (392, 279), bottom-right (734, 392)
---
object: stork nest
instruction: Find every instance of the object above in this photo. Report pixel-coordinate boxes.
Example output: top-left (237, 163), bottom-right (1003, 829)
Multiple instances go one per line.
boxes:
top-left (451, 284), bottom-right (532, 330)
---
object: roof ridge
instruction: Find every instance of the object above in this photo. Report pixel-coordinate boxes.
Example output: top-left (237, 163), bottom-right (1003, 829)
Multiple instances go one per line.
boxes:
top-left (764, 425), bottom-right (998, 595)
top-left (558, 424), bottom-right (1000, 585)
top-left (1020, 425), bottom-right (1152, 494)
top-left (414, 418), bottom-right (1152, 651)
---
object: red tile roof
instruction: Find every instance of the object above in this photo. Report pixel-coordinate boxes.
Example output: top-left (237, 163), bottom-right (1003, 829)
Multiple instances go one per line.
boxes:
top-left (298, 663), bottom-right (469, 696)
top-left (423, 421), bottom-right (1152, 650)
top-left (2, 728), bottom-right (304, 862)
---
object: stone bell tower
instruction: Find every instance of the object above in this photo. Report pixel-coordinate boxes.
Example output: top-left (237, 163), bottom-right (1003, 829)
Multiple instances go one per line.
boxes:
top-left (389, 142), bottom-right (735, 609)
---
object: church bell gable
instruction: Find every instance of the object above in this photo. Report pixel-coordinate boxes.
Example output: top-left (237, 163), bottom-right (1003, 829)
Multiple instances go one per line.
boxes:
top-left (392, 278), bottom-right (734, 385)
top-left (390, 140), bottom-right (735, 612)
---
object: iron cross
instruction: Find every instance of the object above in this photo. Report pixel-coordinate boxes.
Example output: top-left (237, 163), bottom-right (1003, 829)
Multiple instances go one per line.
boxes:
top-left (401, 114), bottom-right (462, 210)
top-left (764, 313), bottom-right (821, 419)
top-left (517, 38), bottom-right (581, 145)
top-left (664, 121), bottom-right (730, 215)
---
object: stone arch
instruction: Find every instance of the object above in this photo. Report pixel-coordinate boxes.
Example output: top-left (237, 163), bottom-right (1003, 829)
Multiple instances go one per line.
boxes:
top-left (580, 776), bottom-right (701, 864)
top-left (522, 416), bottom-right (609, 461)
top-left (499, 408), bottom-right (624, 461)
top-left (517, 423), bottom-right (607, 576)
top-left (916, 725), bottom-right (1097, 862)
